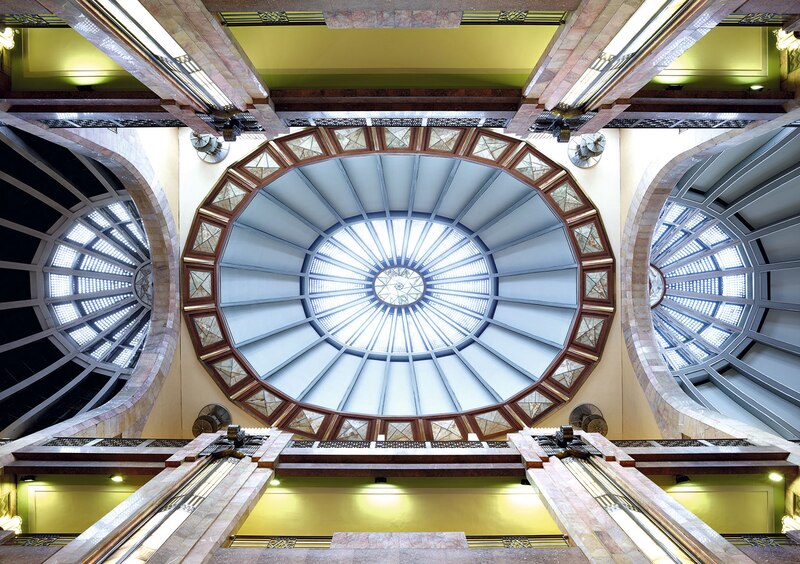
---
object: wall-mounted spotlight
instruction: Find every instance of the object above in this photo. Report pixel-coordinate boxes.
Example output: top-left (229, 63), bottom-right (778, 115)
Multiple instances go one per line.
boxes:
top-left (0, 28), bottom-right (14, 51)
top-left (768, 472), bottom-right (784, 482)
top-left (374, 477), bottom-right (388, 484)
top-left (19, 475), bottom-right (36, 483)
top-left (674, 474), bottom-right (690, 484)
top-left (110, 474), bottom-right (124, 483)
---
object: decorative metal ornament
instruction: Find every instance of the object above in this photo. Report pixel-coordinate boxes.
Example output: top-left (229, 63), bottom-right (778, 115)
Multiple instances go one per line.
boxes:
top-left (190, 132), bottom-right (229, 163)
top-left (568, 133), bottom-right (606, 168)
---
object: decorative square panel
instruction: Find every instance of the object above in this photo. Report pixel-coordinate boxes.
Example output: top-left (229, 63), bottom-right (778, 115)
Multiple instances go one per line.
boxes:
top-left (573, 222), bottom-right (604, 254)
top-left (430, 419), bottom-right (462, 441)
top-left (472, 135), bottom-right (510, 161)
top-left (585, 271), bottom-right (608, 300)
top-left (473, 410), bottom-right (512, 436)
top-left (213, 356), bottom-right (248, 387)
top-left (549, 182), bottom-right (583, 213)
top-left (334, 128), bottom-right (368, 151)
top-left (516, 390), bottom-right (553, 419)
top-left (193, 315), bottom-right (223, 347)
top-left (552, 359), bottom-right (585, 388)
top-left (244, 150), bottom-right (281, 179)
top-left (428, 128), bottom-right (460, 152)
top-left (245, 389), bottom-right (283, 418)
top-left (575, 315), bottom-right (606, 348)
top-left (289, 409), bottom-right (325, 435)
top-left (192, 222), bottom-right (222, 254)
top-left (284, 134), bottom-right (324, 160)
top-left (188, 270), bottom-right (212, 299)
top-left (211, 181), bottom-right (247, 211)
top-left (337, 418), bottom-right (369, 440)
top-left (515, 152), bottom-right (551, 182)
top-left (384, 127), bottom-right (412, 148)
top-left (385, 421), bottom-right (415, 441)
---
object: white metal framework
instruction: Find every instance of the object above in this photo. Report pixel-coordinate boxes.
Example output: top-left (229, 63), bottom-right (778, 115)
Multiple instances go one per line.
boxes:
top-left (304, 216), bottom-right (495, 356)
top-left (46, 199), bottom-right (152, 370)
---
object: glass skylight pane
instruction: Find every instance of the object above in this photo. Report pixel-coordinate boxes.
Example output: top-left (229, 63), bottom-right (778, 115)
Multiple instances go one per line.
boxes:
top-left (671, 297), bottom-right (716, 317)
top-left (52, 245), bottom-right (79, 268)
top-left (53, 303), bottom-right (80, 324)
top-left (94, 304), bottom-right (135, 331)
top-left (714, 247), bottom-right (743, 269)
top-left (92, 239), bottom-right (135, 264)
top-left (721, 275), bottom-right (747, 298)
top-left (668, 256), bottom-right (715, 277)
top-left (715, 303), bottom-right (744, 325)
top-left (49, 274), bottom-right (73, 297)
top-left (662, 307), bottom-right (704, 333)
top-left (663, 349), bottom-right (688, 370)
top-left (108, 202), bottom-right (132, 222)
top-left (81, 293), bottom-right (130, 314)
top-left (700, 326), bottom-right (731, 348)
top-left (88, 210), bottom-right (111, 228)
top-left (66, 223), bottom-right (95, 245)
top-left (686, 342), bottom-right (710, 361)
top-left (79, 255), bottom-right (129, 275)
top-left (698, 225), bottom-right (729, 247)
top-left (663, 203), bottom-right (686, 224)
top-left (661, 240), bottom-right (702, 266)
top-left (90, 340), bottom-right (114, 360)
top-left (77, 277), bottom-right (128, 294)
top-left (668, 277), bottom-right (720, 295)
top-left (69, 325), bottom-right (98, 346)
top-left (683, 211), bottom-right (707, 230)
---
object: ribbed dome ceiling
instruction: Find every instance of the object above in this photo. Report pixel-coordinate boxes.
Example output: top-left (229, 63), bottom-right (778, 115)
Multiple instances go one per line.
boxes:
top-left (650, 127), bottom-right (800, 439)
top-left (184, 127), bottom-right (615, 441)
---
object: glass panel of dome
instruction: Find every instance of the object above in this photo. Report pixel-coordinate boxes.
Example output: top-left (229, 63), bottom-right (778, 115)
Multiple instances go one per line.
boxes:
top-left (67, 223), bottom-right (96, 245)
top-left (683, 211), bottom-right (708, 230)
top-left (669, 277), bottom-right (720, 295)
top-left (700, 326), bottom-right (731, 348)
top-left (52, 245), bottom-right (79, 268)
top-left (52, 303), bottom-right (80, 324)
top-left (668, 256), bottom-right (716, 276)
top-left (698, 224), bottom-right (730, 247)
top-left (662, 307), bottom-right (704, 333)
top-left (49, 274), bottom-right (73, 297)
top-left (686, 342), bottom-right (710, 361)
top-left (715, 303), bottom-right (744, 325)
top-left (81, 294), bottom-right (130, 314)
top-left (672, 297), bottom-right (716, 317)
top-left (662, 240), bottom-right (702, 266)
top-left (69, 325), bottom-right (98, 346)
top-left (108, 202), bottom-right (132, 222)
top-left (88, 210), bottom-right (111, 228)
top-left (77, 277), bottom-right (127, 294)
top-left (92, 239), bottom-right (135, 264)
top-left (94, 305), bottom-right (135, 331)
top-left (663, 203), bottom-right (687, 224)
top-left (714, 247), bottom-right (744, 269)
top-left (722, 274), bottom-right (747, 298)
top-left (663, 349), bottom-right (689, 370)
top-left (79, 255), bottom-right (130, 275)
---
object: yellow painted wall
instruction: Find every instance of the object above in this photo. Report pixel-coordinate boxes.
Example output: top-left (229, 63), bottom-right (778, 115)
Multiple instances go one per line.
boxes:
top-left (238, 477), bottom-right (561, 536)
top-left (650, 26), bottom-right (781, 90)
top-left (651, 474), bottom-right (785, 533)
top-left (230, 26), bottom-right (556, 88)
top-left (16, 475), bottom-right (150, 533)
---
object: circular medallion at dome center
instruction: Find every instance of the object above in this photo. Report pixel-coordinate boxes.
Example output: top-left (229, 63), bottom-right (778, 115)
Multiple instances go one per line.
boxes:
top-left (374, 267), bottom-right (424, 305)
top-left (304, 217), bottom-right (495, 356)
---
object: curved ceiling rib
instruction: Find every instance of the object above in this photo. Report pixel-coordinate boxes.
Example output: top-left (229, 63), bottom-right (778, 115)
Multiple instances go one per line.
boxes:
top-left (183, 127), bottom-right (616, 441)
top-left (0, 126), bottom-right (153, 438)
top-left (650, 127), bottom-right (800, 439)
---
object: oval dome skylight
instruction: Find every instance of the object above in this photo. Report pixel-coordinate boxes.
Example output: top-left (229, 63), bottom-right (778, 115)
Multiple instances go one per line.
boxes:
top-left (183, 127), bottom-right (615, 441)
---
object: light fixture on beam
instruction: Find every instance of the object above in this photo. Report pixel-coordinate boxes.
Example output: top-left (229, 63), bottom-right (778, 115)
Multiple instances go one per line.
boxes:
top-left (0, 27), bottom-right (14, 51)
top-left (82, 0), bottom-right (235, 112)
top-left (554, 0), bottom-right (689, 116)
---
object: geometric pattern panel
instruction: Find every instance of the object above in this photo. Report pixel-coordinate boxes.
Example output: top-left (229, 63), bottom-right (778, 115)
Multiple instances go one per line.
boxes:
top-left (192, 222), bottom-right (222, 254)
top-left (549, 182), bottom-right (583, 213)
top-left (334, 128), bottom-right (368, 151)
top-left (213, 356), bottom-right (249, 387)
top-left (585, 271), bottom-right (609, 300)
top-left (474, 410), bottom-right (513, 437)
top-left (385, 421), bottom-right (415, 441)
top-left (284, 134), bottom-right (324, 161)
top-left (430, 419), bottom-right (462, 441)
top-left (244, 151), bottom-right (281, 179)
top-left (472, 135), bottom-right (509, 162)
top-left (516, 390), bottom-right (553, 420)
top-left (193, 315), bottom-right (223, 347)
top-left (552, 358), bottom-right (586, 388)
top-left (515, 152), bottom-right (552, 182)
top-left (337, 418), bottom-right (369, 440)
top-left (384, 126), bottom-right (412, 149)
top-left (188, 270), bottom-right (212, 299)
top-left (212, 181), bottom-right (247, 211)
top-left (245, 389), bottom-right (283, 418)
top-left (575, 316), bottom-right (606, 349)
top-left (288, 409), bottom-right (326, 435)
top-left (573, 222), bottom-right (604, 254)
top-left (428, 128), bottom-right (460, 152)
